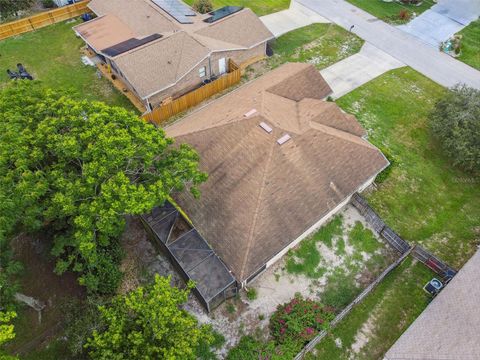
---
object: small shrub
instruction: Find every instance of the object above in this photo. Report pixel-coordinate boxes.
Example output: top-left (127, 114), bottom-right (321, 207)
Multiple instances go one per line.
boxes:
top-left (398, 10), bottom-right (411, 21)
top-left (226, 335), bottom-right (298, 360)
top-left (192, 0), bottom-right (213, 14)
top-left (375, 146), bottom-right (396, 183)
top-left (42, 0), bottom-right (56, 8)
top-left (226, 303), bottom-right (236, 314)
top-left (246, 288), bottom-right (258, 301)
top-left (269, 295), bottom-right (335, 345)
top-left (454, 43), bottom-right (461, 55)
top-left (196, 329), bottom-right (225, 360)
top-left (258, 314), bottom-right (265, 321)
top-left (326, 95), bottom-right (334, 102)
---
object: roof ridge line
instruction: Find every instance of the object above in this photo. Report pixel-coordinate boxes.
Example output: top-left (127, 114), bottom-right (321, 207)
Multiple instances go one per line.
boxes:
top-left (309, 121), bottom-right (376, 149)
top-left (239, 134), bottom-right (276, 281)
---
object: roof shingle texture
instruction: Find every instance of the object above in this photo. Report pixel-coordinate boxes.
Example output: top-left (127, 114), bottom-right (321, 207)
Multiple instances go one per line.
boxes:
top-left (74, 14), bottom-right (135, 52)
top-left (166, 63), bottom-right (388, 282)
top-left (113, 31), bottom-right (210, 98)
top-left (384, 249), bottom-right (480, 360)
top-left (194, 8), bottom-right (274, 49)
top-left (88, 0), bottom-right (179, 37)
top-left (85, 0), bottom-right (273, 98)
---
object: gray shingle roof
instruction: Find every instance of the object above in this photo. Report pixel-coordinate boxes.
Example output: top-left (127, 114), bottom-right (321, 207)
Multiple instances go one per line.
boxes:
top-left (384, 249), bottom-right (480, 360)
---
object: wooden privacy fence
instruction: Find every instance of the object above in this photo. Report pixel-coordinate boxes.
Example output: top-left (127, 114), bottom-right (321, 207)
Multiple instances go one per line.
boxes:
top-left (0, 0), bottom-right (90, 41)
top-left (143, 60), bottom-right (241, 125)
top-left (350, 193), bottom-right (456, 281)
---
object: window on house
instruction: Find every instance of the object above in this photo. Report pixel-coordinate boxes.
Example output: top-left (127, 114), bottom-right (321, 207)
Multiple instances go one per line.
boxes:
top-left (199, 66), bottom-right (206, 78)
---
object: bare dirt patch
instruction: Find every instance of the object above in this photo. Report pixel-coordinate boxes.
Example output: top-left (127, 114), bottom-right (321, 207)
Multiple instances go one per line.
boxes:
top-left (8, 233), bottom-right (85, 355)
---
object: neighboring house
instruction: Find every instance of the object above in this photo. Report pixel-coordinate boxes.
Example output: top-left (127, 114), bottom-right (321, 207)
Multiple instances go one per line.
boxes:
top-left (165, 63), bottom-right (389, 286)
top-left (73, 0), bottom-right (273, 109)
top-left (384, 249), bottom-right (480, 360)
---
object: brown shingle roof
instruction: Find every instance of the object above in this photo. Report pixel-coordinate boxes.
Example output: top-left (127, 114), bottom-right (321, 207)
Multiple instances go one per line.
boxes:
top-left (88, 0), bottom-right (179, 37)
top-left (267, 65), bottom-right (332, 101)
top-left (194, 8), bottom-right (274, 49)
top-left (113, 31), bottom-right (210, 99)
top-left (84, 1), bottom-right (273, 98)
top-left (166, 63), bottom-right (389, 282)
top-left (73, 15), bottom-right (135, 52)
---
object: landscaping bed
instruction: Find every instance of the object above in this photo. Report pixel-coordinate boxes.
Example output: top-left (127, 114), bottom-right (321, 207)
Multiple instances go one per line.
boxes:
top-left (0, 19), bottom-right (137, 112)
top-left (346, 0), bottom-right (434, 24)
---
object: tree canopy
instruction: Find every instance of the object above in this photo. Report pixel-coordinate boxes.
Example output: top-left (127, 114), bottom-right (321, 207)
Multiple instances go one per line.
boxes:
top-left (0, 82), bottom-right (206, 294)
top-left (85, 275), bottom-right (214, 360)
top-left (430, 85), bottom-right (480, 173)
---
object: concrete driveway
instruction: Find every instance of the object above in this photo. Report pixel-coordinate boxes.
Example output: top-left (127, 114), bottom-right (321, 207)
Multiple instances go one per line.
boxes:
top-left (397, 0), bottom-right (480, 47)
top-left (260, 1), bottom-right (329, 38)
top-left (320, 43), bottom-right (404, 98)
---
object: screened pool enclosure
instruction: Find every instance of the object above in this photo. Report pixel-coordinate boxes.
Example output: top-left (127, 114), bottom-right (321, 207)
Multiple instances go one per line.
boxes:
top-left (141, 202), bottom-right (238, 312)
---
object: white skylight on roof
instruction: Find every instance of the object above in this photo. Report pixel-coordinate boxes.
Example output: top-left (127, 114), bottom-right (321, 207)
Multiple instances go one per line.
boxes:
top-left (259, 122), bottom-right (272, 133)
top-left (277, 134), bottom-right (291, 145)
top-left (244, 109), bottom-right (257, 117)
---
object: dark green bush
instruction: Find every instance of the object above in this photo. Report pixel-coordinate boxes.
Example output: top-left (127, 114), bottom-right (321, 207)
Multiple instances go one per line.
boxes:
top-left (430, 85), bottom-right (480, 173)
top-left (375, 146), bottom-right (396, 184)
top-left (270, 295), bottom-right (335, 345)
top-left (42, 0), bottom-right (56, 8)
top-left (226, 336), bottom-right (298, 360)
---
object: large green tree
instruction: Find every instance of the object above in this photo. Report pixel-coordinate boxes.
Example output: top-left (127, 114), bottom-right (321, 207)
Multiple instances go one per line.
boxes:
top-left (0, 82), bottom-right (206, 294)
top-left (430, 85), bottom-right (480, 172)
top-left (86, 275), bottom-right (213, 360)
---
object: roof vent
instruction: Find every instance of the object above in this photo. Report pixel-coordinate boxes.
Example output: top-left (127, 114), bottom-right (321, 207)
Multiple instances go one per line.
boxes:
top-left (277, 134), bottom-right (291, 145)
top-left (259, 122), bottom-right (272, 134)
top-left (244, 109), bottom-right (257, 117)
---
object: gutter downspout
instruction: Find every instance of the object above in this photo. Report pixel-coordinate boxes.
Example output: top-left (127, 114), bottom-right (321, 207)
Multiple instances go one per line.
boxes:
top-left (208, 55), bottom-right (212, 78)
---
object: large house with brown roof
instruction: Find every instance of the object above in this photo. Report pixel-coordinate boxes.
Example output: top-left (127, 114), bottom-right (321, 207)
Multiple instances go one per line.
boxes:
top-left (74, 0), bottom-right (273, 110)
top-left (166, 63), bottom-right (389, 286)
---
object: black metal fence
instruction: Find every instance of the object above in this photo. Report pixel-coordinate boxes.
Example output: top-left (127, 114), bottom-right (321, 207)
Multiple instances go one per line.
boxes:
top-left (350, 193), bottom-right (456, 281)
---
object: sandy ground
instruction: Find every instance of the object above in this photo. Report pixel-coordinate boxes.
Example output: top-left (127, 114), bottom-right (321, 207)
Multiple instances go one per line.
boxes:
top-left (121, 204), bottom-right (397, 357)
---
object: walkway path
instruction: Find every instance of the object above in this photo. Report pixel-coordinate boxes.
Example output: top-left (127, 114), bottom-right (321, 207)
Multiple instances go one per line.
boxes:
top-left (298, 0), bottom-right (480, 89)
top-left (320, 43), bottom-right (404, 98)
top-left (397, 0), bottom-right (480, 47)
top-left (260, 1), bottom-right (329, 38)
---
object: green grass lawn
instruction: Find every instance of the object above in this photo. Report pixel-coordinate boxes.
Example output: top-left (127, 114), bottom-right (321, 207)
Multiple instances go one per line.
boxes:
top-left (267, 23), bottom-right (364, 70)
top-left (308, 257), bottom-right (434, 359)
top-left (336, 67), bottom-right (480, 269)
top-left (346, 0), bottom-right (435, 24)
top-left (183, 0), bottom-right (290, 16)
top-left (286, 214), bottom-right (396, 310)
top-left (0, 20), bottom-right (137, 112)
top-left (456, 19), bottom-right (480, 70)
